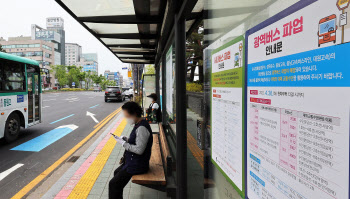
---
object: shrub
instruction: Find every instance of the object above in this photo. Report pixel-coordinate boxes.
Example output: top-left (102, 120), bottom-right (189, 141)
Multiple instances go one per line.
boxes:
top-left (60, 88), bottom-right (85, 91)
top-left (186, 82), bottom-right (203, 92)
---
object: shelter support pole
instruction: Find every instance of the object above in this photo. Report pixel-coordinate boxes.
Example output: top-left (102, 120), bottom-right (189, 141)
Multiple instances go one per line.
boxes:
top-left (175, 11), bottom-right (187, 199)
top-left (156, 65), bottom-right (160, 115)
top-left (162, 54), bottom-right (167, 122)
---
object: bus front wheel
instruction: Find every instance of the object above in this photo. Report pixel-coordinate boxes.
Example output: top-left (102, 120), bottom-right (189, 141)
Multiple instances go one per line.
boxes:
top-left (4, 113), bottom-right (21, 143)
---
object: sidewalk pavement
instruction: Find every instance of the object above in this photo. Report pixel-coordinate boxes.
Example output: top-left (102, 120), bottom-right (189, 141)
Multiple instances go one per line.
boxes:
top-left (42, 113), bottom-right (168, 199)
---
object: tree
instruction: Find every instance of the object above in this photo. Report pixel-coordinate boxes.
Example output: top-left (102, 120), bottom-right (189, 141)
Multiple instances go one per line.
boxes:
top-left (77, 71), bottom-right (86, 89)
top-left (144, 64), bottom-right (155, 74)
top-left (186, 21), bottom-right (204, 82)
top-left (92, 74), bottom-right (104, 85)
top-left (84, 71), bottom-right (97, 89)
top-left (67, 65), bottom-right (81, 88)
top-left (0, 44), bottom-right (6, 53)
top-left (52, 65), bottom-right (68, 88)
top-left (100, 77), bottom-right (116, 90)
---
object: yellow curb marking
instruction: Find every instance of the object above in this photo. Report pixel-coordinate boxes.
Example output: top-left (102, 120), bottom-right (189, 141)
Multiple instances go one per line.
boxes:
top-left (67, 119), bottom-right (127, 199)
top-left (11, 108), bottom-right (122, 199)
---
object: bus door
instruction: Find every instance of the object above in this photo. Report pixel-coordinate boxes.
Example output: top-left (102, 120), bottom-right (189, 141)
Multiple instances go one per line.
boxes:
top-left (27, 72), bottom-right (41, 125)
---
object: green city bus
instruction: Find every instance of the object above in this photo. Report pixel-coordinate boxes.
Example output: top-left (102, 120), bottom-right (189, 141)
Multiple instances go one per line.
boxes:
top-left (0, 52), bottom-right (42, 142)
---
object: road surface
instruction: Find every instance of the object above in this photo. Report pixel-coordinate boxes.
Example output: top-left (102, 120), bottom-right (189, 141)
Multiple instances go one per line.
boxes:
top-left (0, 91), bottom-right (126, 198)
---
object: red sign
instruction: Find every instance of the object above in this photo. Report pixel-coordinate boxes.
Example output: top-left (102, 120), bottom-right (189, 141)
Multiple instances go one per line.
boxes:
top-left (250, 90), bottom-right (259, 95)
top-left (250, 97), bottom-right (271, 105)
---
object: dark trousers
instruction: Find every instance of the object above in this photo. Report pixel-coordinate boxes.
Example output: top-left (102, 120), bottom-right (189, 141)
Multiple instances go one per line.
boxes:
top-left (109, 165), bottom-right (132, 199)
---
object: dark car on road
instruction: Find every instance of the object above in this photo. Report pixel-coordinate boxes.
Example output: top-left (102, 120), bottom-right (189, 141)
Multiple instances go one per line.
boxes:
top-left (105, 86), bottom-right (125, 102)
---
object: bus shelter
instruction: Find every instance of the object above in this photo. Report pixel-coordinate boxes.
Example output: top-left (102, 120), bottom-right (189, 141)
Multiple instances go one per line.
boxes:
top-left (55, 0), bottom-right (203, 198)
top-left (55, 0), bottom-right (350, 199)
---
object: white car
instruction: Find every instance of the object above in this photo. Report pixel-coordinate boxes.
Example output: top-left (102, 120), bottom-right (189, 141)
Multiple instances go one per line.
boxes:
top-left (124, 89), bottom-right (133, 98)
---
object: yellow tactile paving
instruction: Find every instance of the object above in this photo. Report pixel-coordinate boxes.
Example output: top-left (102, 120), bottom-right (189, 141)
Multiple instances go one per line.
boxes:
top-left (67, 119), bottom-right (127, 199)
top-left (11, 108), bottom-right (122, 199)
top-left (187, 131), bottom-right (204, 169)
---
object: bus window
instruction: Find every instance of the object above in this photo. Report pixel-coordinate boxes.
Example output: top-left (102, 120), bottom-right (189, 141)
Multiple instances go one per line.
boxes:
top-left (0, 63), bottom-right (3, 91)
top-left (2, 60), bottom-right (25, 92)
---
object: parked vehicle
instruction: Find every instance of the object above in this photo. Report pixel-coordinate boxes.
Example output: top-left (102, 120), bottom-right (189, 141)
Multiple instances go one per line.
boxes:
top-left (105, 86), bottom-right (125, 102)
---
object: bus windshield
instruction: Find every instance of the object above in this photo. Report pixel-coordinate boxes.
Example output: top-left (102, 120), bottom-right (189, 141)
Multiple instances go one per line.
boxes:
top-left (319, 19), bottom-right (336, 35)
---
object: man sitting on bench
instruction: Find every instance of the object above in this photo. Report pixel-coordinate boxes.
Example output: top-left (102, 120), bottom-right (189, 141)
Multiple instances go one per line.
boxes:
top-left (109, 102), bottom-right (153, 199)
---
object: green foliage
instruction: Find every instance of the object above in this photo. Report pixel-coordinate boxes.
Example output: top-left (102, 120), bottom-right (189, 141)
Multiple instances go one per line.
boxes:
top-left (61, 88), bottom-right (86, 91)
top-left (67, 66), bottom-right (81, 88)
top-left (100, 78), bottom-right (116, 90)
top-left (134, 95), bottom-right (142, 105)
top-left (92, 74), bottom-right (104, 85)
top-left (186, 21), bottom-right (204, 83)
top-left (186, 82), bottom-right (203, 92)
top-left (52, 65), bottom-right (68, 88)
top-left (77, 71), bottom-right (86, 88)
top-left (144, 64), bottom-right (155, 74)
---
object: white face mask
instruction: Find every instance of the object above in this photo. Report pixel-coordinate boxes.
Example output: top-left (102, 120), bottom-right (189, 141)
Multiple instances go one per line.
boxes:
top-left (126, 118), bottom-right (135, 125)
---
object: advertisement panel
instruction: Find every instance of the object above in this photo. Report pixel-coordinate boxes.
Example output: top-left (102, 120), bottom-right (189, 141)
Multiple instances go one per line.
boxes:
top-left (46, 17), bottom-right (64, 28)
top-left (166, 46), bottom-right (174, 118)
top-left (247, 0), bottom-right (350, 198)
top-left (35, 30), bottom-right (55, 40)
top-left (211, 36), bottom-right (245, 197)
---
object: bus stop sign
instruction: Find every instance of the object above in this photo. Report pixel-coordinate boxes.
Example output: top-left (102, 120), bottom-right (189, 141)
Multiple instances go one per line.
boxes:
top-left (337, 0), bottom-right (350, 10)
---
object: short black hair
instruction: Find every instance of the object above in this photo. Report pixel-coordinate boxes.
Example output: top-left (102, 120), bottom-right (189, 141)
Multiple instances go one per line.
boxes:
top-left (122, 101), bottom-right (143, 117)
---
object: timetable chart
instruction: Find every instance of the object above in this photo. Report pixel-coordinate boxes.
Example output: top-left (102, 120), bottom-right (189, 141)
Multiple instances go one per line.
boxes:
top-left (212, 87), bottom-right (242, 188)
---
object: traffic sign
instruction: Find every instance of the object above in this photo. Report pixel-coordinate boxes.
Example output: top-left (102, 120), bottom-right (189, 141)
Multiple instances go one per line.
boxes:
top-left (337, 0), bottom-right (350, 10)
top-left (72, 82), bottom-right (75, 87)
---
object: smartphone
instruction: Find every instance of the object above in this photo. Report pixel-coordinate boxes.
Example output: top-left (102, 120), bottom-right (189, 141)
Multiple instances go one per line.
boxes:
top-left (110, 133), bottom-right (117, 137)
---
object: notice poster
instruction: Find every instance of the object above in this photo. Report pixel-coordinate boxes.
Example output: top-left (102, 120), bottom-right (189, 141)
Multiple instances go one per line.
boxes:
top-left (247, 0), bottom-right (350, 198)
top-left (211, 36), bottom-right (245, 197)
top-left (166, 46), bottom-right (174, 118)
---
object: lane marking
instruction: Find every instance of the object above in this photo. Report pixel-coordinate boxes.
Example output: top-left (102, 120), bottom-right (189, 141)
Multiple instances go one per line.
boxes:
top-left (86, 111), bottom-right (99, 123)
top-left (93, 107), bottom-right (121, 129)
top-left (50, 114), bottom-right (75, 124)
top-left (11, 125), bottom-right (79, 152)
top-left (54, 119), bottom-right (124, 198)
top-left (11, 108), bottom-right (121, 199)
top-left (66, 119), bottom-right (127, 199)
top-left (89, 104), bottom-right (100, 109)
top-left (65, 98), bottom-right (78, 101)
top-left (0, 164), bottom-right (24, 181)
top-left (42, 106), bottom-right (50, 109)
top-left (43, 99), bottom-right (56, 102)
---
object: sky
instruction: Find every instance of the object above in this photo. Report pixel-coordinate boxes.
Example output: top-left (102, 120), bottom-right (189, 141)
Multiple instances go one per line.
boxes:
top-left (0, 0), bottom-right (129, 77)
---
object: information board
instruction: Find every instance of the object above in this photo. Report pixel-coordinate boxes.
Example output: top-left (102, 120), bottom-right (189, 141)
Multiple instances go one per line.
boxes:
top-left (166, 46), bottom-right (174, 118)
top-left (211, 36), bottom-right (245, 197)
top-left (247, 0), bottom-right (350, 198)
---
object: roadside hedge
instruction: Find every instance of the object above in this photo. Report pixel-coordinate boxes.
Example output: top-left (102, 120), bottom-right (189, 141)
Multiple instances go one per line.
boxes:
top-left (60, 88), bottom-right (86, 91)
top-left (186, 82), bottom-right (203, 92)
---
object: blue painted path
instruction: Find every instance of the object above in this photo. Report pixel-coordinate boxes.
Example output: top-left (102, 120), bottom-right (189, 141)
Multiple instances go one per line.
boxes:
top-left (11, 125), bottom-right (78, 152)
